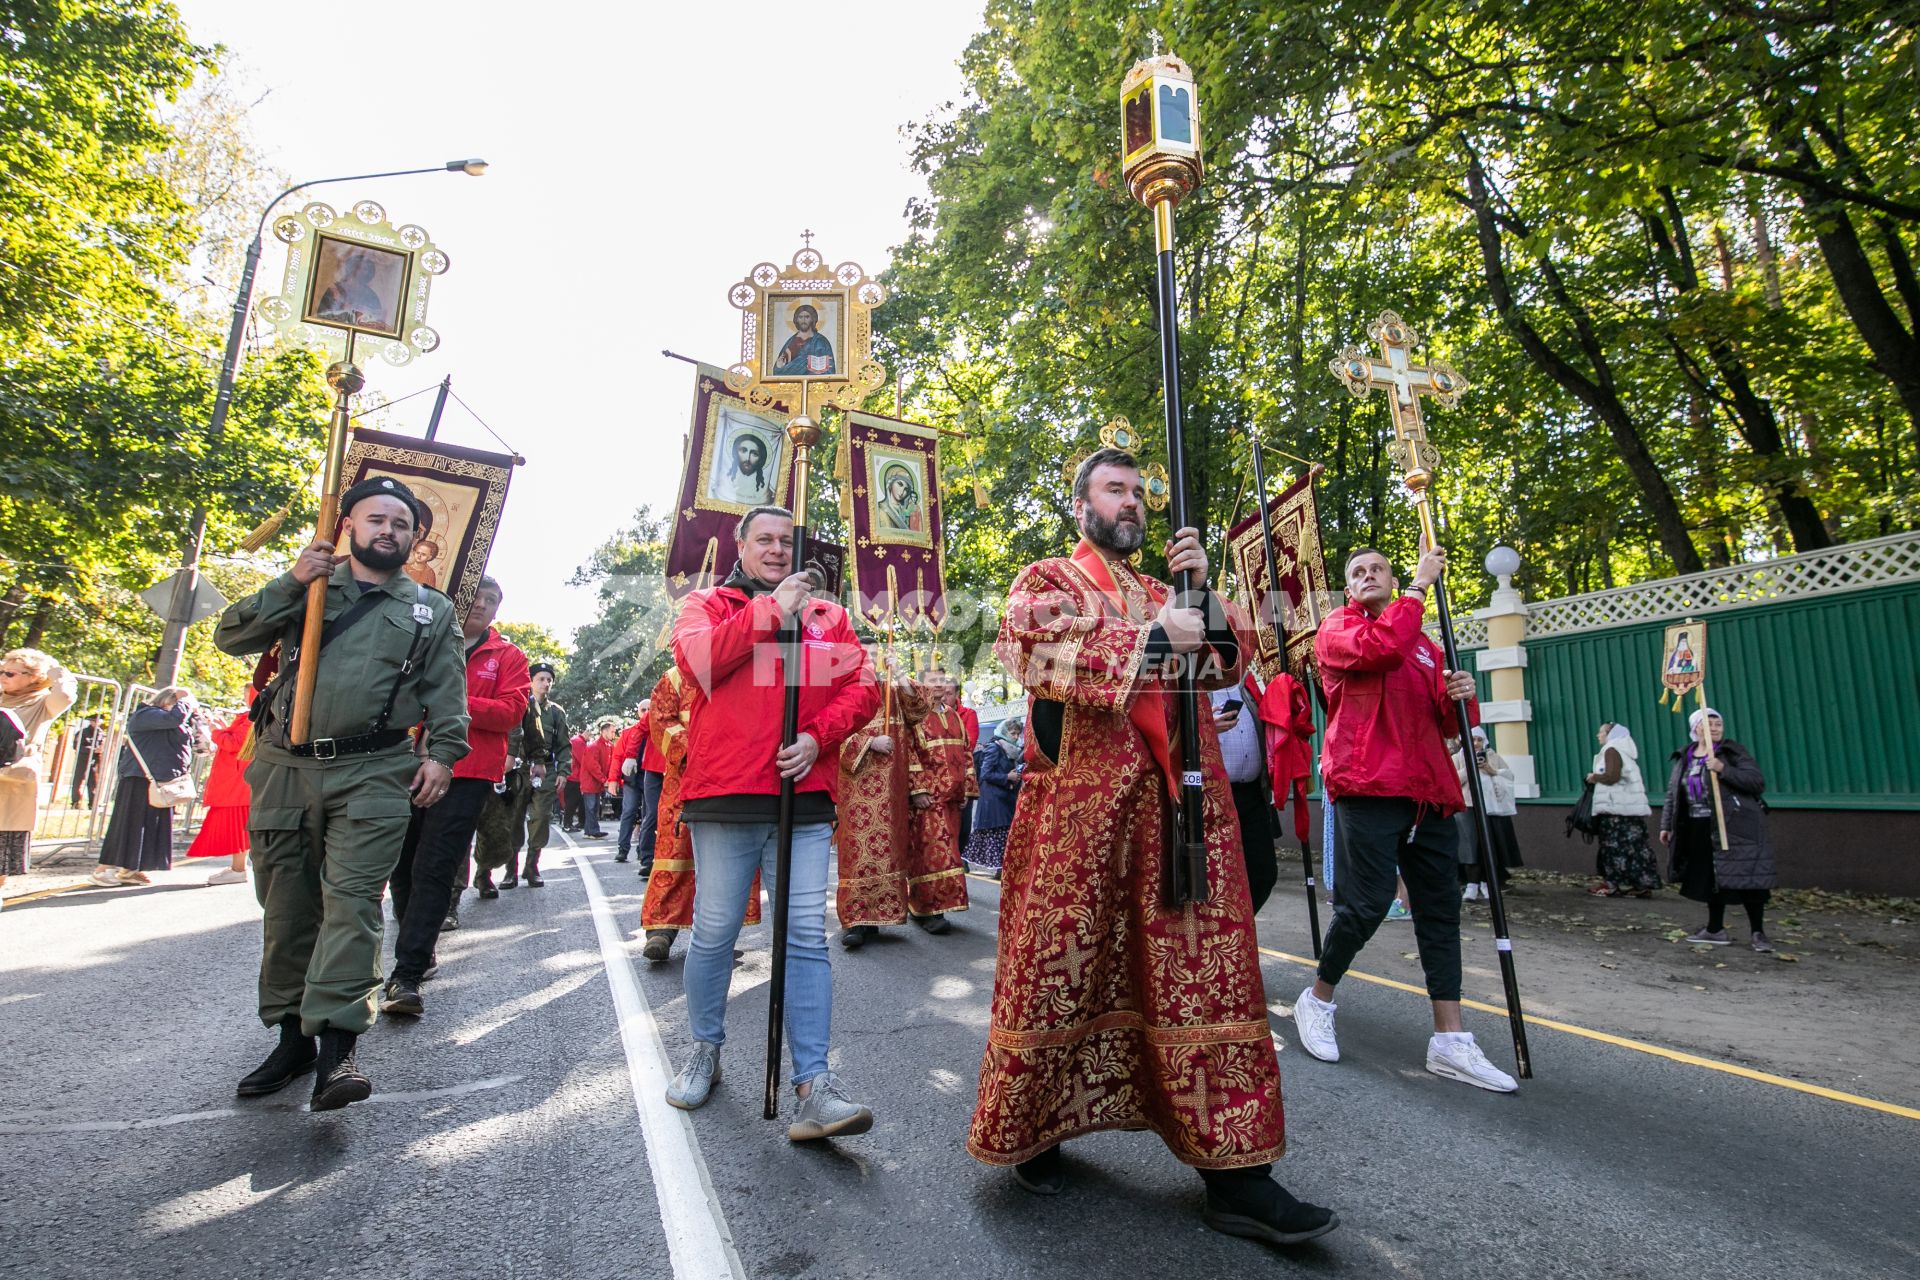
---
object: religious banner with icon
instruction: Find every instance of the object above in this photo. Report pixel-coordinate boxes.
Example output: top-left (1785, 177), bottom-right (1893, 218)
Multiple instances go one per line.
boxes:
top-left (1226, 471), bottom-right (1334, 681)
top-left (340, 428), bottom-right (516, 625)
top-left (257, 200), bottom-right (451, 368)
top-left (843, 410), bottom-right (946, 629)
top-left (664, 364), bottom-right (810, 597)
top-left (1659, 619), bottom-right (1708, 707)
top-left (723, 241), bottom-right (886, 419)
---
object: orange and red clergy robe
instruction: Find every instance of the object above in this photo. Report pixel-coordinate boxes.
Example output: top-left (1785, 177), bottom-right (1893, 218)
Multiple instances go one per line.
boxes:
top-left (906, 701), bottom-right (975, 916)
top-left (836, 680), bottom-right (927, 928)
top-left (641, 667), bottom-right (759, 929)
top-left (968, 540), bottom-right (1284, 1171)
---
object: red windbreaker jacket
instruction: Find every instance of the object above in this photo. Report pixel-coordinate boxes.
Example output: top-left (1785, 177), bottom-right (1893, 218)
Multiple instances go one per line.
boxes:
top-left (672, 583), bottom-right (877, 804)
top-left (577, 735), bottom-right (612, 794)
top-left (1315, 595), bottom-right (1478, 815)
top-left (613, 719), bottom-right (647, 780)
top-left (453, 629), bottom-right (531, 784)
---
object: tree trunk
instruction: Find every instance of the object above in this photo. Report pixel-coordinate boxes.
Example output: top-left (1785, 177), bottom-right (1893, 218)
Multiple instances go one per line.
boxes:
top-left (1464, 160), bottom-right (1704, 573)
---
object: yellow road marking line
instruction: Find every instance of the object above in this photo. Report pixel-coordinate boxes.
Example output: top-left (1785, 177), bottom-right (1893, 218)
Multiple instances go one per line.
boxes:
top-left (2, 881), bottom-right (98, 907)
top-left (963, 870), bottom-right (1919, 1123)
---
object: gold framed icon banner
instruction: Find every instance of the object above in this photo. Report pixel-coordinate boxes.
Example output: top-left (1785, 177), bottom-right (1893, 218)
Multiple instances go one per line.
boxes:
top-left (843, 410), bottom-right (947, 629)
top-left (1225, 470), bottom-right (1333, 682)
top-left (258, 200), bottom-right (450, 367)
top-left (1660, 620), bottom-right (1707, 702)
top-left (723, 242), bottom-right (886, 416)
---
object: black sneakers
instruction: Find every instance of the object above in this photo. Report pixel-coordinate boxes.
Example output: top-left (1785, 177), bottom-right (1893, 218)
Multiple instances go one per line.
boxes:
top-left (311, 1029), bottom-right (371, 1112)
top-left (1199, 1166), bottom-right (1339, 1245)
top-left (839, 925), bottom-right (879, 949)
top-left (442, 901), bottom-right (461, 931)
top-left (236, 1015), bottom-right (317, 1097)
top-left (380, 979), bottom-right (424, 1018)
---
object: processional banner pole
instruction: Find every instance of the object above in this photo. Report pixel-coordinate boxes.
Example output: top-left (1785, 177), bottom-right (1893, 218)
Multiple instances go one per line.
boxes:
top-left (1332, 312), bottom-right (1532, 1078)
top-left (765, 388), bottom-right (821, 1119)
top-left (1121, 54), bottom-right (1210, 904)
top-left (1247, 434), bottom-right (1323, 958)
top-left (291, 350), bottom-right (364, 744)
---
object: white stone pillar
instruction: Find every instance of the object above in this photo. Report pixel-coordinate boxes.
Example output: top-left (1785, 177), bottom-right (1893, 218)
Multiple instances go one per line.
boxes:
top-left (1473, 547), bottom-right (1538, 798)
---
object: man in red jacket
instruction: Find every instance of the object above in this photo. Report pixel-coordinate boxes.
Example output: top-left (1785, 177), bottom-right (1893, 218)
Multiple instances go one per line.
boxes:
top-left (576, 719), bottom-right (616, 838)
top-left (613, 698), bottom-right (650, 863)
top-left (1294, 547), bottom-right (1515, 1092)
top-left (381, 577), bottom-right (530, 1018)
top-left (665, 505), bottom-right (879, 1141)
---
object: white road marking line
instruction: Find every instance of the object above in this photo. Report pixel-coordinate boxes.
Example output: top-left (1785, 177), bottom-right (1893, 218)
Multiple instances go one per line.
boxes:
top-left (558, 832), bottom-right (746, 1280)
top-left (0, 1075), bottom-right (524, 1134)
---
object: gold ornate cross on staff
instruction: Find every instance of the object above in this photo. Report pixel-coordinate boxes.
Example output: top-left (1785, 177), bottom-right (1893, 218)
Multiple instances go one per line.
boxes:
top-left (1331, 311), bottom-right (1469, 549)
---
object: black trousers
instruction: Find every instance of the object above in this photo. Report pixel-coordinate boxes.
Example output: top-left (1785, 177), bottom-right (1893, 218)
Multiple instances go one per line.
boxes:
top-left (389, 778), bottom-right (491, 982)
top-left (1316, 796), bottom-right (1463, 1002)
top-left (562, 780), bottom-right (584, 830)
top-left (629, 770), bottom-right (664, 862)
top-left (1229, 780), bottom-right (1280, 914)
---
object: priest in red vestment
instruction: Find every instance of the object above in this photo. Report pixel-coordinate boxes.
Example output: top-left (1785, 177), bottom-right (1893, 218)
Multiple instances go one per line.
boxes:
top-left (835, 677), bottom-right (928, 948)
top-left (968, 447), bottom-right (1338, 1246)
top-left (906, 668), bottom-right (974, 934)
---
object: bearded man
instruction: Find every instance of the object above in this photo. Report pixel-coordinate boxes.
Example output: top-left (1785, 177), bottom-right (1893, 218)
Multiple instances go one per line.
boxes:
top-left (968, 447), bottom-right (1337, 1246)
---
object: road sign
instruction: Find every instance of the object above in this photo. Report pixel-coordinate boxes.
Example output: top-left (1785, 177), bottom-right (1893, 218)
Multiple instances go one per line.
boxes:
top-left (139, 571), bottom-right (228, 628)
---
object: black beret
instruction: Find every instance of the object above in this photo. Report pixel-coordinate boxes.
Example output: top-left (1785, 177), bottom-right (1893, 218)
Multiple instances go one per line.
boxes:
top-left (528, 661), bottom-right (557, 678)
top-left (339, 475), bottom-right (428, 532)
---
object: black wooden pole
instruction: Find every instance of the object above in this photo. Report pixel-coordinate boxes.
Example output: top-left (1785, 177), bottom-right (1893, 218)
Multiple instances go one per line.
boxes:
top-left (1152, 226), bottom-right (1209, 904)
top-left (1427, 559), bottom-right (1532, 1079)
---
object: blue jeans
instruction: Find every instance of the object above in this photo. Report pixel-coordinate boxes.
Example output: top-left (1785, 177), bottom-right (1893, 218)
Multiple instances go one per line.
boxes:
top-left (684, 820), bottom-right (834, 1085)
top-left (616, 776), bottom-right (649, 857)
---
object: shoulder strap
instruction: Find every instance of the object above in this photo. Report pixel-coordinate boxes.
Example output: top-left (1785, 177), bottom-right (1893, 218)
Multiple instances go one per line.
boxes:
top-left (317, 588), bottom-right (389, 652)
top-left (122, 725), bottom-right (157, 781)
top-left (369, 584), bottom-right (434, 734)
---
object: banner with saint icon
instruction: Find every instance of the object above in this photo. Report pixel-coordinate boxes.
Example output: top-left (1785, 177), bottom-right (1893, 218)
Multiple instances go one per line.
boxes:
top-left (842, 410), bottom-right (946, 629)
top-left (665, 363), bottom-right (814, 596)
top-left (1659, 619), bottom-right (1708, 708)
top-left (340, 428), bottom-right (517, 625)
top-left (1226, 471), bottom-right (1334, 682)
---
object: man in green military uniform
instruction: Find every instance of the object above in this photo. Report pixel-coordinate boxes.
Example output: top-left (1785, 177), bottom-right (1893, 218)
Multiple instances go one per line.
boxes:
top-left (215, 475), bottom-right (470, 1112)
top-left (511, 661), bottom-right (569, 888)
top-left (472, 693), bottom-right (545, 897)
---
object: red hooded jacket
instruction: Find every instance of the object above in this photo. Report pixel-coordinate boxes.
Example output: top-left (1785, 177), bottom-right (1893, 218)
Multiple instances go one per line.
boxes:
top-left (672, 580), bottom-right (877, 806)
top-left (1315, 595), bottom-right (1477, 815)
top-left (453, 628), bottom-right (532, 784)
top-left (613, 718), bottom-right (647, 782)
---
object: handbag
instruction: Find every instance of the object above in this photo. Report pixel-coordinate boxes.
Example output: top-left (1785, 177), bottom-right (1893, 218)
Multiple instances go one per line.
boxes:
top-left (1564, 781), bottom-right (1599, 843)
top-left (126, 729), bottom-right (197, 809)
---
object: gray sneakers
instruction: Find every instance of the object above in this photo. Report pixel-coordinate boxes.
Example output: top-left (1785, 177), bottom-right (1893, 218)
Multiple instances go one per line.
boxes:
top-left (786, 1071), bottom-right (874, 1141)
top-left (666, 1042), bottom-right (721, 1110)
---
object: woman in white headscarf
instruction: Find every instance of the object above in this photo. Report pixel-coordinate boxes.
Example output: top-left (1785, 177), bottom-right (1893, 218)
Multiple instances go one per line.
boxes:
top-left (1660, 708), bottom-right (1776, 951)
top-left (1453, 727), bottom-right (1520, 901)
top-left (1585, 721), bottom-right (1659, 897)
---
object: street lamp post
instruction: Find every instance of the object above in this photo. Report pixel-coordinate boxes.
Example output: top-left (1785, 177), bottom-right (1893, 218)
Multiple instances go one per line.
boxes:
top-left (153, 159), bottom-right (487, 686)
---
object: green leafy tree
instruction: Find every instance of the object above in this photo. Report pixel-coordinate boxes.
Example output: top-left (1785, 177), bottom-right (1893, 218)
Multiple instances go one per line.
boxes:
top-left (555, 507), bottom-right (677, 726)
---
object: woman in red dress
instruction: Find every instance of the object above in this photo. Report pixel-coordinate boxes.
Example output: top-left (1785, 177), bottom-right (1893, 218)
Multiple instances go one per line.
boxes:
top-left (188, 704), bottom-right (254, 885)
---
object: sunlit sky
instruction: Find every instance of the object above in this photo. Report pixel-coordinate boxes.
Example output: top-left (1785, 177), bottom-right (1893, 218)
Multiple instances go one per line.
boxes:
top-left (175, 0), bottom-right (986, 641)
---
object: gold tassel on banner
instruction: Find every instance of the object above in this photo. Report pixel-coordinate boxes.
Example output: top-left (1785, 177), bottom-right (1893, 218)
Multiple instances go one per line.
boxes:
top-left (237, 501), bottom-right (293, 554)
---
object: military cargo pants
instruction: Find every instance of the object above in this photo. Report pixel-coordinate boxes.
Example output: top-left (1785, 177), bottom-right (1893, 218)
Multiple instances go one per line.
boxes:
top-left (247, 750), bottom-right (417, 1036)
top-left (473, 767), bottom-right (533, 872)
top-left (526, 776), bottom-right (556, 857)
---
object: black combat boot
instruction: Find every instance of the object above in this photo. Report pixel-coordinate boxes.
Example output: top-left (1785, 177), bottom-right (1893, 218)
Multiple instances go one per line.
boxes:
top-left (236, 1014), bottom-right (317, 1097)
top-left (476, 869), bottom-right (499, 899)
top-left (310, 1028), bottom-right (372, 1112)
top-left (523, 853), bottom-right (544, 887)
top-left (501, 858), bottom-right (519, 889)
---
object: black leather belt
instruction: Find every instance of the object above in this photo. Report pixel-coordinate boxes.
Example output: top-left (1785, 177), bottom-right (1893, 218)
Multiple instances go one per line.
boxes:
top-left (285, 729), bottom-right (411, 760)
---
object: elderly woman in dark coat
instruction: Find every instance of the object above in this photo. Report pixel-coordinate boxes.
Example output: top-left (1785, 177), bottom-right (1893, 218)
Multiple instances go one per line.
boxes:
top-left (963, 717), bottom-right (1024, 879)
top-left (90, 687), bottom-right (207, 887)
top-left (1660, 707), bottom-right (1776, 952)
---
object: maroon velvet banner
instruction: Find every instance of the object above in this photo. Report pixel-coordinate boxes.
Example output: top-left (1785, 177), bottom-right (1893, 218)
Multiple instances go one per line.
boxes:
top-left (842, 410), bottom-right (945, 628)
top-left (664, 364), bottom-right (801, 597)
top-left (340, 427), bottom-right (516, 626)
top-left (1226, 470), bottom-right (1334, 682)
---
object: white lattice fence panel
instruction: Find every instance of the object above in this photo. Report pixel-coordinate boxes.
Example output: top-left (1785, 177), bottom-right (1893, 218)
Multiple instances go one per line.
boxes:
top-left (1525, 531), bottom-right (1920, 638)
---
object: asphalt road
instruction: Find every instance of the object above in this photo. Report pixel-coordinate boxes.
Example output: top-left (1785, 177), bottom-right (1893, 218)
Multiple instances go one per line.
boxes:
top-left (2, 833), bottom-right (1915, 1280)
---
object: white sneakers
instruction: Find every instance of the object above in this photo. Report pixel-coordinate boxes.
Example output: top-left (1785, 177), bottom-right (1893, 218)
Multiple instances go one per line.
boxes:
top-left (207, 868), bottom-right (248, 886)
top-left (1462, 882), bottom-right (1490, 901)
top-left (1426, 1032), bottom-right (1519, 1092)
top-left (1292, 987), bottom-right (1340, 1062)
top-left (1293, 984), bottom-right (1518, 1092)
